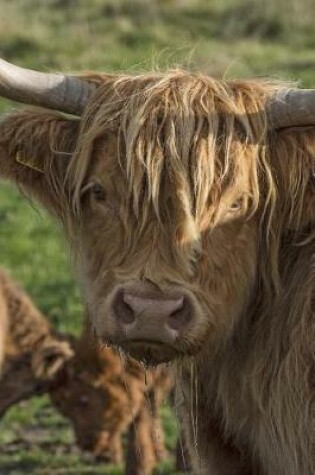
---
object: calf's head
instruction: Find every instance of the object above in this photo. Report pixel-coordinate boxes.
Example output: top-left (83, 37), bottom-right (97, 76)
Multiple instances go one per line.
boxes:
top-left (1, 62), bottom-right (315, 364)
top-left (50, 368), bottom-right (128, 459)
top-left (47, 340), bottom-right (133, 460)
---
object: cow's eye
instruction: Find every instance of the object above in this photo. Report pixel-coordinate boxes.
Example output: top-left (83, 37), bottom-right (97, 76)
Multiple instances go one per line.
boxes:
top-left (91, 183), bottom-right (106, 202)
top-left (78, 395), bottom-right (89, 406)
top-left (230, 200), bottom-right (241, 211)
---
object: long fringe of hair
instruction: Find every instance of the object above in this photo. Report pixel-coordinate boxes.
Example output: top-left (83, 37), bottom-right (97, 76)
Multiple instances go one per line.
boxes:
top-left (66, 70), bottom-right (315, 293)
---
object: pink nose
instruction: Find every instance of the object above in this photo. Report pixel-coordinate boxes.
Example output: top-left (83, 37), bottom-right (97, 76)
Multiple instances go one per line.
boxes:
top-left (112, 288), bottom-right (193, 344)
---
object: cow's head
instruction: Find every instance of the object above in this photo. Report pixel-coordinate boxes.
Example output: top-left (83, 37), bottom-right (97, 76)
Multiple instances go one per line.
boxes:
top-left (50, 368), bottom-right (128, 461)
top-left (0, 59), bottom-right (315, 365)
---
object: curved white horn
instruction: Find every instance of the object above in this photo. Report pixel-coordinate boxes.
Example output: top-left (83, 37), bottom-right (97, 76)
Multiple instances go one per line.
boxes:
top-left (267, 88), bottom-right (315, 129)
top-left (0, 58), bottom-right (95, 115)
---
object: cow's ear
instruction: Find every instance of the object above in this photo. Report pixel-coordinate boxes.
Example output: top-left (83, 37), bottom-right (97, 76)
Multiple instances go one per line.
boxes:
top-left (0, 109), bottom-right (80, 215)
top-left (32, 338), bottom-right (75, 381)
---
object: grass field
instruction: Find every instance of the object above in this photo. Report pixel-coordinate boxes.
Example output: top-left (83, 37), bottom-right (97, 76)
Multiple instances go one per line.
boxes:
top-left (0, 0), bottom-right (314, 473)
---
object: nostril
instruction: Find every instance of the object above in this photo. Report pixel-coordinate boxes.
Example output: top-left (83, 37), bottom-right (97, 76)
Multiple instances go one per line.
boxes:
top-left (113, 290), bottom-right (135, 325)
top-left (167, 296), bottom-right (192, 331)
top-left (112, 289), bottom-right (194, 335)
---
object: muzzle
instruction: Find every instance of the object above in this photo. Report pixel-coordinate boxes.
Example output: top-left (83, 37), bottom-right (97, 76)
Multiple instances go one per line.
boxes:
top-left (104, 281), bottom-right (199, 365)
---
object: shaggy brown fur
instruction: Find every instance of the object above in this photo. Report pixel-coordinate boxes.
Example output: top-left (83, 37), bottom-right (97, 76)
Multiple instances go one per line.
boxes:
top-left (0, 269), bottom-right (73, 416)
top-left (0, 71), bottom-right (314, 474)
top-left (48, 326), bottom-right (172, 473)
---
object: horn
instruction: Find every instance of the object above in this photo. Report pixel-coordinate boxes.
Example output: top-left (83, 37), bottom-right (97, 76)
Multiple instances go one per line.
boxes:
top-left (267, 89), bottom-right (315, 129)
top-left (0, 58), bottom-right (95, 115)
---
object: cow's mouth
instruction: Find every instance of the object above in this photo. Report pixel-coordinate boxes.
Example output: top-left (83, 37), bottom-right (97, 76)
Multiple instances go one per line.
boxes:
top-left (111, 339), bottom-right (179, 366)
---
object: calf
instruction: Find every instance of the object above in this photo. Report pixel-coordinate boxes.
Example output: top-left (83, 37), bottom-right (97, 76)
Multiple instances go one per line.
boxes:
top-left (48, 326), bottom-right (173, 473)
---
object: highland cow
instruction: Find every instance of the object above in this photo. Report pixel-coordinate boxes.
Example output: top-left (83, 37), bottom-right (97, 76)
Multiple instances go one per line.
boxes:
top-left (0, 58), bottom-right (314, 475)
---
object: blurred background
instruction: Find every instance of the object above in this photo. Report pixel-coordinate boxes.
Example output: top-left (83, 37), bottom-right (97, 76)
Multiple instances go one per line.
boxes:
top-left (0, 0), bottom-right (314, 473)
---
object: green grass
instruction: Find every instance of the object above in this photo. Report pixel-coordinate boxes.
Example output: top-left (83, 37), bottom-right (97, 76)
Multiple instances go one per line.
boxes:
top-left (0, 0), bottom-right (314, 473)
top-left (0, 184), bottom-right (82, 335)
top-left (0, 396), bottom-right (179, 474)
